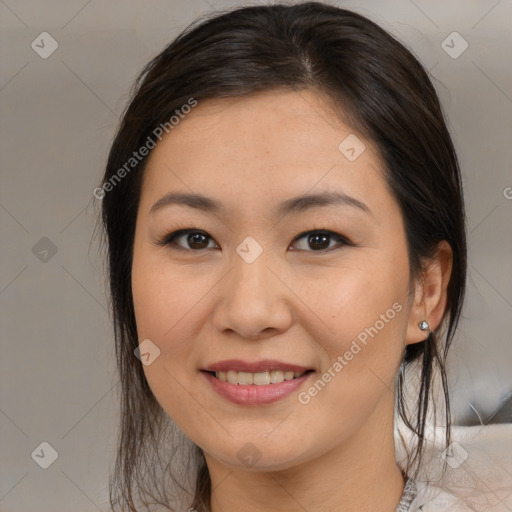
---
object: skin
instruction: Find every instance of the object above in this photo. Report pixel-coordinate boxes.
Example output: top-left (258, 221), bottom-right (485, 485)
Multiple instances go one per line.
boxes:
top-left (131, 89), bottom-right (452, 512)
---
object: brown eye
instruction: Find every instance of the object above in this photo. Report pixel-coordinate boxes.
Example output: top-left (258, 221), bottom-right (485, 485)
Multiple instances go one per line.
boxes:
top-left (186, 232), bottom-right (209, 249)
top-left (307, 232), bottom-right (330, 250)
top-left (291, 230), bottom-right (352, 252)
top-left (156, 229), bottom-right (218, 251)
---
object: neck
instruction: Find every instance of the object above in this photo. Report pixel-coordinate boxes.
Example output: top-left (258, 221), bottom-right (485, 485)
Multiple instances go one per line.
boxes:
top-left (206, 397), bottom-right (405, 512)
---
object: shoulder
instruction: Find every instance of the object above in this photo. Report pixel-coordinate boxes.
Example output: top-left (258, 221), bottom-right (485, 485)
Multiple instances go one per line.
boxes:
top-left (399, 424), bottom-right (512, 511)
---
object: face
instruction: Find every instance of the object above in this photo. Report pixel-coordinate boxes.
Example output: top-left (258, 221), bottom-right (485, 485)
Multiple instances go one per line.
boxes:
top-left (131, 89), bottom-right (414, 473)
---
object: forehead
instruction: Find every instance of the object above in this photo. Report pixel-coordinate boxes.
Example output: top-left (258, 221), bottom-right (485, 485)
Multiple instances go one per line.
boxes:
top-left (152, 89), bottom-right (354, 157)
top-left (140, 89), bottom-right (388, 213)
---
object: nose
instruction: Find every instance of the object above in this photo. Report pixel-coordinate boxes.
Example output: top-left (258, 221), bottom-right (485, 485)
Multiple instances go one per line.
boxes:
top-left (212, 245), bottom-right (294, 340)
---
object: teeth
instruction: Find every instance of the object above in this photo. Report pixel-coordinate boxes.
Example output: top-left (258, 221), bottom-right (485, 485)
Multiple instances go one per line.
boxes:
top-left (254, 371), bottom-right (270, 385)
top-left (238, 371), bottom-right (253, 385)
top-left (215, 370), bottom-right (306, 385)
top-left (226, 370), bottom-right (238, 384)
top-left (270, 370), bottom-right (282, 384)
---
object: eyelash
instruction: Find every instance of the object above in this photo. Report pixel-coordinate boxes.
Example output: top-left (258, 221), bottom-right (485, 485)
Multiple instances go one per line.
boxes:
top-left (154, 227), bottom-right (354, 253)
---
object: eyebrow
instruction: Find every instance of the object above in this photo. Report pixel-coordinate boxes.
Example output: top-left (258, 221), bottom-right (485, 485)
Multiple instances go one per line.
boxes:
top-left (149, 190), bottom-right (372, 217)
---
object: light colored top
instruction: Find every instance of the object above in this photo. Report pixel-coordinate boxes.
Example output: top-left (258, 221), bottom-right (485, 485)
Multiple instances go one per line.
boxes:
top-left (394, 423), bottom-right (512, 511)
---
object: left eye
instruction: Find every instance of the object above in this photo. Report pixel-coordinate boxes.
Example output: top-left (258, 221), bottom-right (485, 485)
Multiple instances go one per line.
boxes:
top-left (291, 229), bottom-right (352, 252)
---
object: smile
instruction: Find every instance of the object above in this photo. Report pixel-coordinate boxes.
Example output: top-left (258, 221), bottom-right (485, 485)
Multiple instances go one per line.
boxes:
top-left (201, 369), bottom-right (315, 406)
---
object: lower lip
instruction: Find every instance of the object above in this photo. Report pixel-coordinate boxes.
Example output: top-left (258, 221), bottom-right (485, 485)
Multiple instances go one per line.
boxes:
top-left (201, 371), bottom-right (313, 405)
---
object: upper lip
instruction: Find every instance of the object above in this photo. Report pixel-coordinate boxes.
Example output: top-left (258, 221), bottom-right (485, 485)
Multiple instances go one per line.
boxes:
top-left (203, 359), bottom-right (313, 373)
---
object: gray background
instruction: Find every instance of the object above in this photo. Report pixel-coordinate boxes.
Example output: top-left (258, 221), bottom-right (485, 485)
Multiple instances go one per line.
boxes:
top-left (1, 0), bottom-right (511, 510)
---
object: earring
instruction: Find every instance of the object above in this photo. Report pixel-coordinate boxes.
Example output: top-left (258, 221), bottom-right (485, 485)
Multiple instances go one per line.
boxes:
top-left (418, 320), bottom-right (430, 331)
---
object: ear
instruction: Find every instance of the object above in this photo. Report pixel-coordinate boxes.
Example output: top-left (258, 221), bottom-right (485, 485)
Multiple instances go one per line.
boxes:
top-left (406, 241), bottom-right (453, 345)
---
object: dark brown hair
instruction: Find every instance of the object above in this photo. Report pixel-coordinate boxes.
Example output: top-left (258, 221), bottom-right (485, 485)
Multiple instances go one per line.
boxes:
top-left (96, 2), bottom-right (467, 510)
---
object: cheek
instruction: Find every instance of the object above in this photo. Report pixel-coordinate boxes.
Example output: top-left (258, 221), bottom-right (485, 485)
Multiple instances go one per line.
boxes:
top-left (132, 245), bottom-right (207, 346)
top-left (131, 250), bottom-right (204, 397)
top-left (298, 256), bottom-right (409, 402)
top-left (131, 254), bottom-right (212, 431)
top-left (296, 255), bottom-right (408, 345)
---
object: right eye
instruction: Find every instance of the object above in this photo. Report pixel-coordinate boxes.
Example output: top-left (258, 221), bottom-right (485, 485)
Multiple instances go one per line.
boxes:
top-left (155, 229), bottom-right (219, 251)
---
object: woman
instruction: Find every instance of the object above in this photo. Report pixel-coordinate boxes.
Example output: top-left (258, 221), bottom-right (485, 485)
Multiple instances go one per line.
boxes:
top-left (98, 3), bottom-right (467, 511)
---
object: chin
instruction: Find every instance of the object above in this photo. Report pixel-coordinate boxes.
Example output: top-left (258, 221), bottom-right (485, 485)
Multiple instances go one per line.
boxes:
top-left (203, 436), bottom-right (313, 472)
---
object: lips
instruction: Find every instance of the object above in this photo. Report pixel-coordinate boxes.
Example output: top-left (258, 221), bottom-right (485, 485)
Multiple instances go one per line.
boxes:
top-left (200, 359), bottom-right (315, 404)
top-left (201, 369), bottom-right (314, 405)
